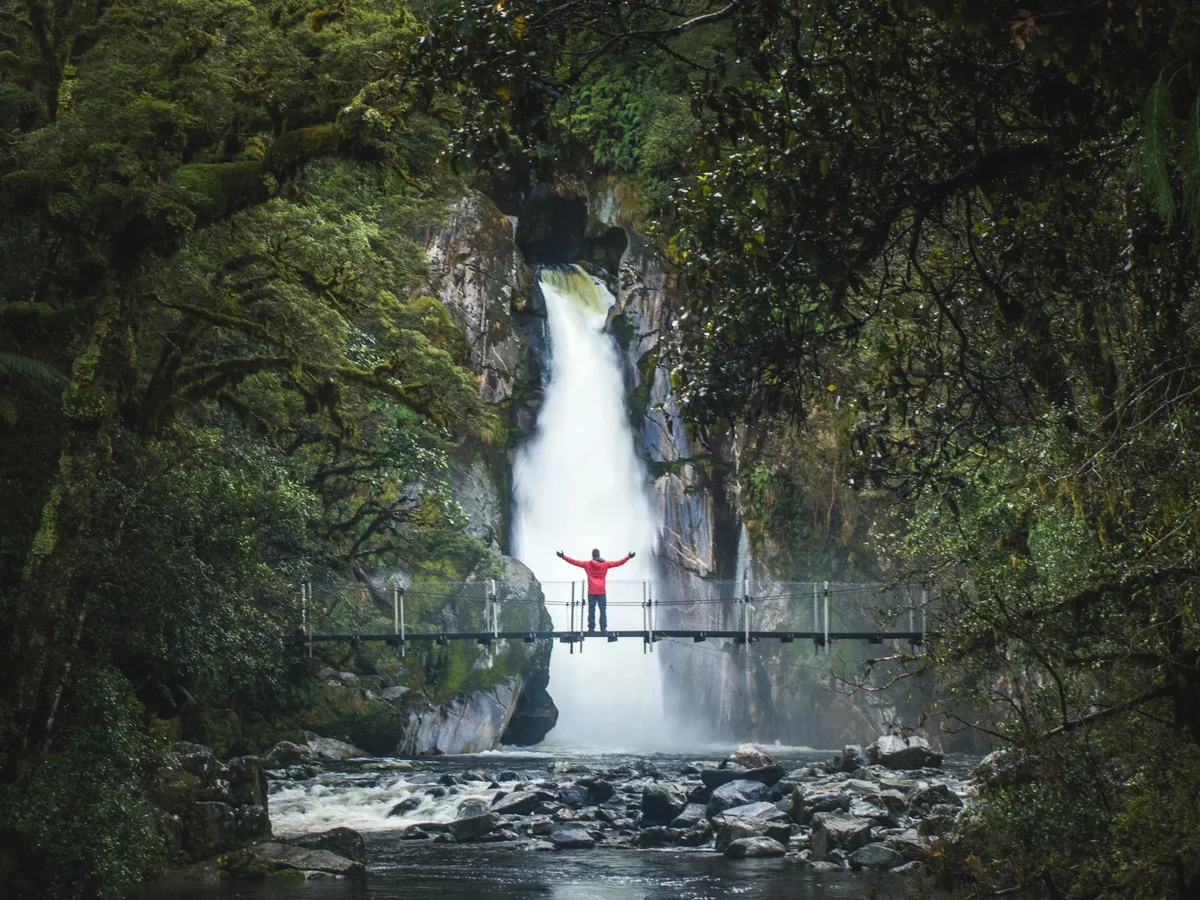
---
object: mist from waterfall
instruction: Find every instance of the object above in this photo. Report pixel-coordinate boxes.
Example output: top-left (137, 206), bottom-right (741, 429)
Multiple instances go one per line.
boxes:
top-left (513, 266), bottom-right (670, 750)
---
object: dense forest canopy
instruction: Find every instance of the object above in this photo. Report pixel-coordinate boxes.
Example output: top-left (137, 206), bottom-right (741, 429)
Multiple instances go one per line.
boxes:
top-left (4, 0), bottom-right (1200, 897)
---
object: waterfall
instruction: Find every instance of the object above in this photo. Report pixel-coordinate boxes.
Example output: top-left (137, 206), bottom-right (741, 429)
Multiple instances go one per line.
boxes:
top-left (513, 267), bottom-right (668, 750)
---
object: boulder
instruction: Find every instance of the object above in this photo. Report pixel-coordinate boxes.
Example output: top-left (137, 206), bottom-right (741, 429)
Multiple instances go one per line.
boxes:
top-left (866, 735), bottom-right (942, 770)
top-left (456, 797), bottom-right (491, 819)
top-left (886, 828), bottom-right (932, 862)
top-left (907, 782), bottom-right (962, 817)
top-left (715, 818), bottom-right (773, 852)
top-left (558, 784), bottom-right (589, 808)
top-left (725, 744), bottom-right (776, 770)
top-left (724, 836), bottom-right (787, 859)
top-left (848, 843), bottom-right (904, 870)
top-left (304, 735), bottom-right (370, 761)
top-left (287, 827), bottom-right (366, 865)
top-left (717, 802), bottom-right (792, 843)
top-left (497, 770), bottom-right (521, 782)
top-left (707, 779), bottom-right (770, 817)
top-left (548, 823), bottom-right (595, 850)
top-left (700, 765), bottom-right (784, 790)
top-left (167, 742), bottom-right (217, 778)
top-left (492, 790), bottom-right (542, 816)
top-left (235, 806), bottom-right (270, 841)
top-left (810, 812), bottom-right (871, 861)
top-left (388, 796), bottom-right (422, 817)
top-left (641, 783), bottom-right (689, 824)
top-left (549, 761), bottom-right (590, 774)
top-left (636, 826), bottom-right (678, 848)
top-left (678, 819), bottom-right (713, 847)
top-left (223, 842), bottom-right (364, 878)
top-left (827, 745), bottom-right (868, 773)
top-left (448, 811), bottom-right (498, 841)
top-left (578, 777), bottom-right (615, 804)
top-left (791, 784), bottom-right (852, 824)
top-left (972, 749), bottom-right (1035, 789)
top-left (669, 803), bottom-right (708, 830)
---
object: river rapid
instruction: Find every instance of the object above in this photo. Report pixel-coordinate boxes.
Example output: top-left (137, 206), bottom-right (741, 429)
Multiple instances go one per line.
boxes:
top-left (143, 745), bottom-right (940, 900)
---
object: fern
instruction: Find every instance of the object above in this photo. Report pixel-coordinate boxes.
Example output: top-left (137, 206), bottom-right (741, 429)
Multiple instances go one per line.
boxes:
top-left (0, 351), bottom-right (69, 395)
top-left (1141, 74), bottom-right (1175, 224)
top-left (1181, 94), bottom-right (1200, 236)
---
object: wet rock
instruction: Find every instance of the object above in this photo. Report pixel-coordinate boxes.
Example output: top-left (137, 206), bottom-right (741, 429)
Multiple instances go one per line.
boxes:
top-left (530, 818), bottom-right (554, 836)
top-left (707, 779), bottom-right (770, 817)
top-left (725, 744), bottom-right (776, 770)
top-left (715, 818), bottom-right (775, 852)
top-left (810, 860), bottom-right (843, 872)
top-left (972, 749), bottom-right (1034, 789)
top-left (641, 783), bottom-right (688, 824)
top-left (492, 790), bottom-right (542, 816)
top-left (558, 784), bottom-right (589, 808)
top-left (438, 773), bottom-right (460, 786)
top-left (866, 735), bottom-right (942, 770)
top-left (401, 827), bottom-right (432, 841)
top-left (549, 761), bottom-right (591, 774)
top-left (264, 741), bottom-right (306, 769)
top-left (305, 735), bottom-right (369, 761)
top-left (886, 828), bottom-right (931, 862)
top-left (548, 823), bottom-right (595, 850)
top-left (579, 777), bottom-right (615, 804)
top-left (828, 745), bottom-right (869, 773)
top-left (669, 803), bottom-right (708, 829)
top-left (223, 842), bottom-right (364, 878)
top-left (680, 761), bottom-right (719, 775)
top-left (678, 820), bottom-right (713, 847)
top-left (717, 803), bottom-right (792, 843)
top-left (700, 765), bottom-right (784, 790)
top-left (168, 742), bottom-right (217, 779)
top-left (463, 769), bottom-right (490, 783)
top-left (636, 826), bottom-right (679, 848)
top-left (456, 797), bottom-right (491, 818)
top-left (791, 784), bottom-right (852, 824)
top-left (848, 843), bottom-right (905, 870)
top-left (432, 832), bottom-right (456, 843)
top-left (530, 840), bottom-right (556, 851)
top-left (724, 836), bottom-right (787, 859)
top-left (388, 796), bottom-right (422, 817)
top-left (907, 782), bottom-right (962, 817)
top-left (810, 812), bottom-right (871, 861)
top-left (287, 827), bottom-right (367, 865)
top-left (235, 806), bottom-right (270, 841)
top-left (893, 860), bottom-right (929, 876)
top-left (449, 811), bottom-right (498, 841)
top-left (477, 829), bottom-right (520, 843)
top-left (498, 770), bottom-right (520, 782)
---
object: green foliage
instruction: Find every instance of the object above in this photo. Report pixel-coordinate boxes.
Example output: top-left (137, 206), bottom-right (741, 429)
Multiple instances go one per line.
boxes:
top-left (0, 669), bottom-right (165, 899)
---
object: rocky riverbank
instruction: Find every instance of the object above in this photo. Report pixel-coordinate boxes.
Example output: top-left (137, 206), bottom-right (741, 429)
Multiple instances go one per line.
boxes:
top-left (257, 736), bottom-right (966, 879)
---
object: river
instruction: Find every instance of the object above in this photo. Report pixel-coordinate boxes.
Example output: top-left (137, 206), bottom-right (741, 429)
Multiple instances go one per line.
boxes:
top-left (142, 746), bottom-right (933, 899)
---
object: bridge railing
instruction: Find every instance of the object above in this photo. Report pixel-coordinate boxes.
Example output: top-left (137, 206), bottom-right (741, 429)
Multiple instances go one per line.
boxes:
top-left (294, 579), bottom-right (928, 640)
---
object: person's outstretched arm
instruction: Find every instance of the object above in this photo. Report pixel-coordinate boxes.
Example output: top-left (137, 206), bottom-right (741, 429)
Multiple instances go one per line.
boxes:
top-left (606, 551), bottom-right (635, 568)
top-left (558, 551), bottom-right (587, 568)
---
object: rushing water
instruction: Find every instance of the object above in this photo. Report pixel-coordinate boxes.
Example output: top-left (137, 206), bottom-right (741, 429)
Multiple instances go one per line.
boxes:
top-left (144, 748), bottom-right (917, 900)
top-left (511, 267), bottom-right (674, 750)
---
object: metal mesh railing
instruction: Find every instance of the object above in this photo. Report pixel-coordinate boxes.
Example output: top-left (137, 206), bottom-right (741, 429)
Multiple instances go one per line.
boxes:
top-left (294, 579), bottom-right (928, 640)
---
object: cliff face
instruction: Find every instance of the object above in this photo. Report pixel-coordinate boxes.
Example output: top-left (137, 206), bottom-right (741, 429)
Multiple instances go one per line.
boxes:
top-left (587, 186), bottom-right (939, 750)
top-left (415, 196), bottom-right (558, 751)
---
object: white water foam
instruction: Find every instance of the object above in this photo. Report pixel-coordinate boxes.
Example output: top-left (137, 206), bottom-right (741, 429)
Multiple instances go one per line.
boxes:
top-left (512, 267), bottom-right (674, 750)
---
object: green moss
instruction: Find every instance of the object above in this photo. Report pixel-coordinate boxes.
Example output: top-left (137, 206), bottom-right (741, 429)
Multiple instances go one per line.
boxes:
top-left (219, 850), bottom-right (306, 881)
top-left (171, 161), bottom-right (264, 222)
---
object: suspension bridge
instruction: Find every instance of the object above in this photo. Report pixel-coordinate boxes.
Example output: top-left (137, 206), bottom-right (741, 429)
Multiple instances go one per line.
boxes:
top-left (286, 579), bottom-right (930, 652)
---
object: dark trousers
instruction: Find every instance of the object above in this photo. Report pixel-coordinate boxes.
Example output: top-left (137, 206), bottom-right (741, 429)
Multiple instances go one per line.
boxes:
top-left (588, 593), bottom-right (607, 632)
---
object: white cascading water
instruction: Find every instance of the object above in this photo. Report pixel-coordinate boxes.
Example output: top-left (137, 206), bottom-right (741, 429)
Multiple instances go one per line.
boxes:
top-left (513, 266), bottom-right (668, 750)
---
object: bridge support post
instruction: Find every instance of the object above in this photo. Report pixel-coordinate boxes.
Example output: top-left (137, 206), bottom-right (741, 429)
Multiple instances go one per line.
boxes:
top-left (823, 581), bottom-right (830, 655)
top-left (393, 584), bottom-right (399, 635)
top-left (742, 575), bottom-right (750, 647)
top-left (643, 581), bottom-right (649, 653)
top-left (491, 579), bottom-right (499, 639)
top-left (812, 583), bottom-right (818, 640)
top-left (570, 582), bottom-right (575, 655)
top-left (400, 588), bottom-right (406, 657)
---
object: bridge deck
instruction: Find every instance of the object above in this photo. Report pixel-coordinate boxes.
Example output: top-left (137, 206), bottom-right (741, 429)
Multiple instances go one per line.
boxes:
top-left (287, 630), bottom-right (925, 645)
top-left (291, 579), bottom-right (932, 649)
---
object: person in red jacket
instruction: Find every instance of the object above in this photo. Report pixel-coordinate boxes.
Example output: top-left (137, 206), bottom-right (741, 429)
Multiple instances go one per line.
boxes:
top-left (556, 548), bottom-right (635, 632)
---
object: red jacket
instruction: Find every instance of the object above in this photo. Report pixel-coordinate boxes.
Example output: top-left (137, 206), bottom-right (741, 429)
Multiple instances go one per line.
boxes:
top-left (561, 554), bottom-right (631, 594)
